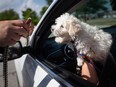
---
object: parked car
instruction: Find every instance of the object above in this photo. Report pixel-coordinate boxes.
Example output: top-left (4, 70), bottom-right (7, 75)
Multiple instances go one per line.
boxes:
top-left (15, 0), bottom-right (116, 87)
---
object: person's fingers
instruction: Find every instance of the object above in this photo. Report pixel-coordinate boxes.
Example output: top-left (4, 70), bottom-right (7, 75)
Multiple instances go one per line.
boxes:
top-left (22, 22), bottom-right (34, 36)
top-left (23, 23), bottom-right (30, 32)
top-left (11, 33), bottom-right (21, 41)
top-left (29, 23), bottom-right (34, 35)
top-left (29, 27), bottom-right (33, 35)
top-left (10, 20), bottom-right (24, 27)
top-left (9, 39), bottom-right (17, 46)
top-left (10, 19), bottom-right (34, 37)
top-left (11, 26), bottom-right (29, 38)
top-left (20, 27), bottom-right (29, 37)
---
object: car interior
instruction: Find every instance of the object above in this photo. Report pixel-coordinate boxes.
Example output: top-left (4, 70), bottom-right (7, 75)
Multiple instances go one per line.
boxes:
top-left (30, 0), bottom-right (116, 87)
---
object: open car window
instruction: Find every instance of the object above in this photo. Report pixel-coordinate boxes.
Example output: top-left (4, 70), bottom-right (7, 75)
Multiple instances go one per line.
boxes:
top-left (71, 1), bottom-right (116, 28)
top-left (48, 0), bottom-right (116, 39)
top-left (46, 0), bottom-right (115, 72)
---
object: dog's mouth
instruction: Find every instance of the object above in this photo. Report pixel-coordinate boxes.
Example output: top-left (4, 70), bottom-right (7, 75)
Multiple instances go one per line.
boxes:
top-left (53, 34), bottom-right (61, 38)
top-left (52, 31), bottom-right (63, 37)
top-left (54, 30), bottom-right (69, 37)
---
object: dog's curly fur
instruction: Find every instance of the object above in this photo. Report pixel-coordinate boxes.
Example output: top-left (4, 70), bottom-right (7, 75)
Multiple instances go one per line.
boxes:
top-left (51, 13), bottom-right (112, 65)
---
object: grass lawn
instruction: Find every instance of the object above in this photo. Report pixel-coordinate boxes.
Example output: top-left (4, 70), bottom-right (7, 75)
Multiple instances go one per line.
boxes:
top-left (87, 18), bottom-right (116, 27)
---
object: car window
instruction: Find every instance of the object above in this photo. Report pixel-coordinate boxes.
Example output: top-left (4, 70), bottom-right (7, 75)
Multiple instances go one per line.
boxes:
top-left (71, 0), bottom-right (116, 28)
top-left (45, 0), bottom-right (116, 73)
top-left (49, 0), bottom-right (116, 38)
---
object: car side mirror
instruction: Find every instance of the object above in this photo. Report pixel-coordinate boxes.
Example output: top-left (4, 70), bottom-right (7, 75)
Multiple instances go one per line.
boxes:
top-left (0, 41), bottom-right (33, 62)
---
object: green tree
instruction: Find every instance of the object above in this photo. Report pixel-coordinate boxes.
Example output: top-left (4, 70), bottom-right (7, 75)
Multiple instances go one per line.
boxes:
top-left (40, 6), bottom-right (48, 18)
top-left (46, 0), bottom-right (53, 6)
top-left (0, 9), bottom-right (19, 20)
top-left (22, 8), bottom-right (39, 25)
top-left (74, 0), bottom-right (108, 21)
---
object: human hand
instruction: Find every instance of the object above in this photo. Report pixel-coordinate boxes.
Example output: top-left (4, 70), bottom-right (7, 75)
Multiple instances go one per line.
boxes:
top-left (0, 19), bottom-right (34, 47)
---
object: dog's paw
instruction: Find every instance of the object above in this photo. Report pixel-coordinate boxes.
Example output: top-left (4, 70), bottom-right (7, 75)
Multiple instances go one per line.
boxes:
top-left (55, 37), bottom-right (64, 43)
top-left (77, 57), bottom-right (84, 67)
top-left (55, 37), bottom-right (63, 43)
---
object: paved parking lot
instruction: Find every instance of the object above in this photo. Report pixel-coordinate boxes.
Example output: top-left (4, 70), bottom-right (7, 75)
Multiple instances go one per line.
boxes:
top-left (0, 60), bottom-right (19, 87)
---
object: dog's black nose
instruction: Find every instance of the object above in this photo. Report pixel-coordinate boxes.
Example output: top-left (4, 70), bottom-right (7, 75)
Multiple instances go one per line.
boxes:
top-left (51, 28), bottom-right (54, 32)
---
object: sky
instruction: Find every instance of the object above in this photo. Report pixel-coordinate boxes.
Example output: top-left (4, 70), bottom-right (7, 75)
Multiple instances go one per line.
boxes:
top-left (0, 0), bottom-right (112, 19)
top-left (0, 0), bottom-right (47, 18)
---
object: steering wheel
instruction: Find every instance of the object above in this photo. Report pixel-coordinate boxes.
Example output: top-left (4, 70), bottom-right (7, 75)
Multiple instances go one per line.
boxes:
top-left (43, 37), bottom-right (76, 64)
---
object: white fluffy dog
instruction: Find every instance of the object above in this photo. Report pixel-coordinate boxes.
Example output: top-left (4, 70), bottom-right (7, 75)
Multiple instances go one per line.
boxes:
top-left (51, 13), bottom-right (112, 68)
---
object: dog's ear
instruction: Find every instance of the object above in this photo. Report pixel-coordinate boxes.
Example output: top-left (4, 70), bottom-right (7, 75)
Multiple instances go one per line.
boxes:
top-left (68, 21), bottom-right (81, 37)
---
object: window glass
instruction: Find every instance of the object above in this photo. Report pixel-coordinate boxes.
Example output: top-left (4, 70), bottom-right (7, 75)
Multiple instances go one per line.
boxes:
top-left (72, 0), bottom-right (116, 28)
top-left (49, 0), bottom-right (116, 38)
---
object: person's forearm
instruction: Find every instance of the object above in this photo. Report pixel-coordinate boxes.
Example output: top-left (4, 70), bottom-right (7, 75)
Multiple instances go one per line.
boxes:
top-left (81, 61), bottom-right (99, 85)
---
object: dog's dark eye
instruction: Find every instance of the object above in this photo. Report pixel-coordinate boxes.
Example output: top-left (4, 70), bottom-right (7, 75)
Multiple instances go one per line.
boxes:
top-left (60, 25), bottom-right (64, 28)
